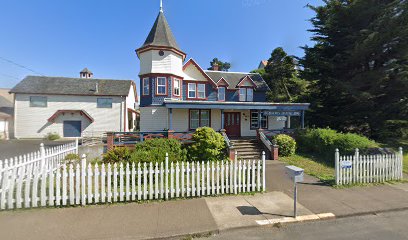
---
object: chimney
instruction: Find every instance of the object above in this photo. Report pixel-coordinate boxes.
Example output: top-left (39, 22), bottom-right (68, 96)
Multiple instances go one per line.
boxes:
top-left (212, 62), bottom-right (220, 71)
top-left (80, 68), bottom-right (93, 79)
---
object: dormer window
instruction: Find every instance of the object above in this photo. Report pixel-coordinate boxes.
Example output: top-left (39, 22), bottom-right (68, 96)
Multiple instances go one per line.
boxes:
top-left (239, 88), bottom-right (254, 102)
top-left (197, 84), bottom-right (206, 99)
top-left (188, 83), bottom-right (196, 98)
top-left (218, 87), bottom-right (225, 101)
top-left (156, 77), bottom-right (167, 95)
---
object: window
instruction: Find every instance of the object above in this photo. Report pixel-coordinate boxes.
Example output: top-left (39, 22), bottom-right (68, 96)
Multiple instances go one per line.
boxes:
top-left (156, 77), bottom-right (167, 95)
top-left (97, 98), bottom-right (113, 108)
top-left (30, 96), bottom-right (47, 107)
top-left (188, 83), bottom-right (196, 98)
top-left (173, 79), bottom-right (180, 96)
top-left (247, 88), bottom-right (254, 102)
top-left (250, 110), bottom-right (267, 129)
top-left (189, 110), bottom-right (211, 129)
top-left (142, 78), bottom-right (149, 96)
top-left (239, 88), bottom-right (246, 101)
top-left (197, 84), bottom-right (206, 99)
top-left (239, 88), bottom-right (254, 102)
top-left (218, 87), bottom-right (225, 101)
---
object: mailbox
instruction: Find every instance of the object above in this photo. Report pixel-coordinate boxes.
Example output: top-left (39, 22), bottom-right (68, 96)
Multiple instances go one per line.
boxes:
top-left (285, 166), bottom-right (304, 183)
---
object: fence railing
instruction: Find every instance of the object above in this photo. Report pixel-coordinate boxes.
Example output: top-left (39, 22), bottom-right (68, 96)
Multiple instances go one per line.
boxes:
top-left (0, 140), bottom-right (78, 189)
top-left (0, 152), bottom-right (266, 210)
top-left (335, 148), bottom-right (404, 185)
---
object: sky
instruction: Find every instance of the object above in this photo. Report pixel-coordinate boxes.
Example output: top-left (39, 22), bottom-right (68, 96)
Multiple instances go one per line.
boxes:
top-left (0, 0), bottom-right (322, 90)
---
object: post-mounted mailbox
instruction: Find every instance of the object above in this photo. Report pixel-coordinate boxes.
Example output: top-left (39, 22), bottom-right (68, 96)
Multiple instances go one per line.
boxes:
top-left (285, 165), bottom-right (304, 218)
top-left (285, 166), bottom-right (304, 183)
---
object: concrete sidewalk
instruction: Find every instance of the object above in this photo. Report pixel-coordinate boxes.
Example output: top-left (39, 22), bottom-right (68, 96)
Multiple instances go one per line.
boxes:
top-left (0, 198), bottom-right (218, 240)
top-left (266, 160), bottom-right (408, 217)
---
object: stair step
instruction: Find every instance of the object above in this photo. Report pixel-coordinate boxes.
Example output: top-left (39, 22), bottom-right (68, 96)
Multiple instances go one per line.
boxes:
top-left (235, 148), bottom-right (261, 152)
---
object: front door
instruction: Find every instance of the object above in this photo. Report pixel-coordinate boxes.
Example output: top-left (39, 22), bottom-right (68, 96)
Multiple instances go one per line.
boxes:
top-left (63, 121), bottom-right (82, 137)
top-left (224, 112), bottom-right (241, 137)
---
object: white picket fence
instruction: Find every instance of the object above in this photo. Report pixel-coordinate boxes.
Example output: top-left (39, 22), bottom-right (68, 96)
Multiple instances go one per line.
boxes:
top-left (335, 148), bottom-right (404, 185)
top-left (0, 140), bottom-right (79, 197)
top-left (0, 152), bottom-right (266, 210)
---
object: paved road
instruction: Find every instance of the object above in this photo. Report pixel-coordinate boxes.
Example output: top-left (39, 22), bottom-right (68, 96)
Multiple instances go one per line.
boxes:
top-left (207, 210), bottom-right (408, 240)
top-left (0, 139), bottom-right (71, 159)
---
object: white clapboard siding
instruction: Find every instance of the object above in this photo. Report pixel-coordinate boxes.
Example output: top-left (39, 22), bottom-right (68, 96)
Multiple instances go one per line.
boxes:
top-left (0, 152), bottom-right (266, 210)
top-left (335, 148), bottom-right (404, 185)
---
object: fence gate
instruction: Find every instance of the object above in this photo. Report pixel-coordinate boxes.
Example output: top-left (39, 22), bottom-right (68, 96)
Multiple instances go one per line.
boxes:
top-left (335, 148), bottom-right (403, 185)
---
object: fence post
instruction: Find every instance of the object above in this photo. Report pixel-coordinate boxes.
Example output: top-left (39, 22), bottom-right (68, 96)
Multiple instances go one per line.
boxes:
top-left (40, 143), bottom-right (46, 172)
top-left (335, 149), bottom-right (340, 185)
top-left (165, 153), bottom-right (168, 200)
top-left (81, 154), bottom-right (86, 206)
top-left (75, 138), bottom-right (79, 154)
top-left (354, 148), bottom-right (359, 184)
top-left (399, 147), bottom-right (404, 180)
top-left (262, 151), bottom-right (266, 192)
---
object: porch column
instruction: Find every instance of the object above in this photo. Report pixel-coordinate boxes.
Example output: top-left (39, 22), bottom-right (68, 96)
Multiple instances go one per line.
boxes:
top-left (168, 108), bottom-right (173, 130)
top-left (221, 109), bottom-right (225, 129)
top-left (287, 116), bottom-right (291, 129)
top-left (301, 110), bottom-right (305, 129)
top-left (258, 110), bottom-right (261, 129)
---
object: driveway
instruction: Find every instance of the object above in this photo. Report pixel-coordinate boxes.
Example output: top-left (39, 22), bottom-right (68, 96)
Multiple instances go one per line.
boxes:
top-left (0, 139), bottom-right (72, 159)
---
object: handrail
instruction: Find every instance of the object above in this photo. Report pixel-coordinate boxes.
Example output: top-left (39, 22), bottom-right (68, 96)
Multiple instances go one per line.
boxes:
top-left (259, 131), bottom-right (272, 152)
top-left (220, 130), bottom-right (232, 149)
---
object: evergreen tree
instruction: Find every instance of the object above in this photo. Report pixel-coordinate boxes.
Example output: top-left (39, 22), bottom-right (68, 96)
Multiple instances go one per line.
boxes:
top-left (301, 0), bottom-right (408, 137)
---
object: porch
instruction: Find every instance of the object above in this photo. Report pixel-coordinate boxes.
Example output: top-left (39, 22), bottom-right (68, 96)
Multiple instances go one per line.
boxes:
top-left (164, 100), bottom-right (310, 137)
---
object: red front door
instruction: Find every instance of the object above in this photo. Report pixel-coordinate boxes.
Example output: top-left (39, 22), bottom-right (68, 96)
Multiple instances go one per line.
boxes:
top-left (224, 112), bottom-right (241, 137)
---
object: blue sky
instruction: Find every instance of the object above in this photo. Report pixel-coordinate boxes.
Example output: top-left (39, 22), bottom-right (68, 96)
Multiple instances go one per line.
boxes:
top-left (0, 0), bottom-right (322, 89)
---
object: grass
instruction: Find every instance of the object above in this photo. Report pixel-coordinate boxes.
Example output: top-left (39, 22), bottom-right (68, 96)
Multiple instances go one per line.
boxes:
top-left (279, 153), bottom-right (335, 185)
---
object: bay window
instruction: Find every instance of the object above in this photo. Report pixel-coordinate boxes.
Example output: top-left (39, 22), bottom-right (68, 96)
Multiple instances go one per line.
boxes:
top-left (156, 77), bottom-right (167, 95)
top-left (173, 79), bottom-right (180, 96)
top-left (190, 109), bottom-right (211, 129)
top-left (218, 87), bottom-right (225, 101)
top-left (142, 78), bottom-right (149, 96)
top-left (188, 83), bottom-right (196, 98)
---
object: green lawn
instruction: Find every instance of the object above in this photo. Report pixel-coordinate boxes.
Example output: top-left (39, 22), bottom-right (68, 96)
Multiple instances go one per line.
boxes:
top-left (279, 153), bottom-right (335, 185)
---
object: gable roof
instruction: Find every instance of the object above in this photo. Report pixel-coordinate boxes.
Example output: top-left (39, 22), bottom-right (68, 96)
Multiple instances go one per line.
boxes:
top-left (183, 59), bottom-right (217, 87)
top-left (137, 12), bottom-right (185, 57)
top-left (0, 89), bottom-right (13, 108)
top-left (204, 71), bottom-right (270, 91)
top-left (10, 76), bottom-right (135, 97)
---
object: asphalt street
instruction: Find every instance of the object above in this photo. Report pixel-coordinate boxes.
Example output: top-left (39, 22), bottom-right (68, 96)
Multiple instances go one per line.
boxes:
top-left (206, 210), bottom-right (408, 240)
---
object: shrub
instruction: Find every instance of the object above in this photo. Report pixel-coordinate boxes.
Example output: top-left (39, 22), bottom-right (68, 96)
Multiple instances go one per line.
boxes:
top-left (131, 138), bottom-right (187, 163)
top-left (188, 127), bottom-right (227, 161)
top-left (102, 147), bottom-right (132, 164)
top-left (296, 128), bottom-right (378, 157)
top-left (64, 153), bottom-right (80, 165)
top-left (273, 134), bottom-right (296, 157)
top-left (45, 132), bottom-right (60, 141)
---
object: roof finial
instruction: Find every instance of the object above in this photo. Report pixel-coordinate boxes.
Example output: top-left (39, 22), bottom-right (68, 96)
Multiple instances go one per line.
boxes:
top-left (160, 0), bottom-right (163, 13)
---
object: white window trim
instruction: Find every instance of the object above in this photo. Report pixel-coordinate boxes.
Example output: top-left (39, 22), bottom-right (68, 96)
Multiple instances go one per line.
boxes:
top-left (239, 88), bottom-right (246, 101)
top-left (218, 87), bottom-right (225, 101)
top-left (156, 77), bottom-right (167, 95)
top-left (197, 84), bottom-right (206, 99)
top-left (173, 78), bottom-right (181, 96)
top-left (142, 78), bottom-right (149, 96)
top-left (188, 83), bottom-right (196, 98)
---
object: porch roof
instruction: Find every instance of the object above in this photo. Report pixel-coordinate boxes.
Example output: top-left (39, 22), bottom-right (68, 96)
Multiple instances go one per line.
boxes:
top-left (48, 110), bottom-right (94, 123)
top-left (164, 100), bottom-right (310, 111)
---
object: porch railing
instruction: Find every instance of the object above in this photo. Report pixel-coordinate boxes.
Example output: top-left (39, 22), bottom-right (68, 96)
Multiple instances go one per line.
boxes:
top-left (257, 129), bottom-right (279, 160)
top-left (220, 129), bottom-right (236, 160)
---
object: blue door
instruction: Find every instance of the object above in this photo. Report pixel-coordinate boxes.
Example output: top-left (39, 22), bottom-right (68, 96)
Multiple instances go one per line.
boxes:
top-left (63, 121), bottom-right (81, 137)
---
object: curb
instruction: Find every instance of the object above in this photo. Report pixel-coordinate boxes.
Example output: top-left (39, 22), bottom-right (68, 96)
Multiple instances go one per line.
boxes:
top-left (335, 207), bottom-right (408, 219)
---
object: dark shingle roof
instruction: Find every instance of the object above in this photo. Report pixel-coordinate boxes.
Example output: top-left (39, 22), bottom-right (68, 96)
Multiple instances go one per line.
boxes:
top-left (10, 76), bottom-right (133, 96)
top-left (80, 68), bottom-right (92, 74)
top-left (204, 71), bottom-right (270, 91)
top-left (140, 12), bottom-right (181, 52)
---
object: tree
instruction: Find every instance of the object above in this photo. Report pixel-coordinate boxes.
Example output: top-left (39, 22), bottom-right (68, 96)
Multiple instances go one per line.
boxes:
top-left (254, 47), bottom-right (309, 103)
top-left (208, 58), bottom-right (231, 71)
top-left (301, 0), bottom-right (408, 138)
